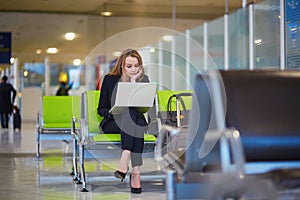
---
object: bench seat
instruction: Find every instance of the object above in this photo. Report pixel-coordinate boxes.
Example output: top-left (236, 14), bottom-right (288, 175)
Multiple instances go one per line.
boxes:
top-left (73, 90), bottom-right (158, 192)
top-left (36, 95), bottom-right (80, 158)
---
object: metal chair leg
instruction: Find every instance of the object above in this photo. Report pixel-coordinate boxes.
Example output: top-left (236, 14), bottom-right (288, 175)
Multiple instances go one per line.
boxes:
top-left (71, 138), bottom-right (79, 181)
top-left (36, 131), bottom-right (40, 158)
top-left (79, 144), bottom-right (88, 192)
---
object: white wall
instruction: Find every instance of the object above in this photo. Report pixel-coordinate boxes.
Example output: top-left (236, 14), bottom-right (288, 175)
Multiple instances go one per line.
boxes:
top-left (21, 87), bottom-right (42, 122)
top-left (21, 86), bottom-right (86, 122)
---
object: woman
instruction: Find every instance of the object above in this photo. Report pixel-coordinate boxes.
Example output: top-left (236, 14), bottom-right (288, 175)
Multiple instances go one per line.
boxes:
top-left (97, 49), bottom-right (149, 194)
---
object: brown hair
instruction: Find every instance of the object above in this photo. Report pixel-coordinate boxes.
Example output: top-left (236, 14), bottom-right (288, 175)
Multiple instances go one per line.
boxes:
top-left (109, 49), bottom-right (145, 81)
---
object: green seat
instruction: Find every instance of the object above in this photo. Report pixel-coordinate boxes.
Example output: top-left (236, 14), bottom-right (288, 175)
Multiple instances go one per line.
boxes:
top-left (36, 95), bottom-right (81, 158)
top-left (93, 133), bottom-right (156, 142)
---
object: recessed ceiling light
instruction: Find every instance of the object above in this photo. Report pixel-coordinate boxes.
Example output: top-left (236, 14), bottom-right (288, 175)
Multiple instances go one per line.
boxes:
top-left (149, 47), bottom-right (156, 53)
top-left (73, 59), bottom-right (81, 66)
top-left (46, 47), bottom-right (58, 54)
top-left (162, 35), bottom-right (173, 42)
top-left (65, 32), bottom-right (76, 41)
top-left (10, 57), bottom-right (15, 64)
top-left (36, 49), bottom-right (42, 55)
top-left (101, 11), bottom-right (112, 16)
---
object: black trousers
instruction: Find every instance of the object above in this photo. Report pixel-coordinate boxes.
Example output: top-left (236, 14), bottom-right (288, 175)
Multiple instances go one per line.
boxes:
top-left (102, 107), bottom-right (147, 167)
top-left (0, 113), bottom-right (9, 129)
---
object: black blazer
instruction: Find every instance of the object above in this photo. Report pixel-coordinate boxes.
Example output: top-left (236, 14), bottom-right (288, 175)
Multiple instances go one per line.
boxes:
top-left (97, 74), bottom-right (150, 128)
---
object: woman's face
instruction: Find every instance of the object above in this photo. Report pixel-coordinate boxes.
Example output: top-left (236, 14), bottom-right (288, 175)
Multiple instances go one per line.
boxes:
top-left (122, 56), bottom-right (140, 78)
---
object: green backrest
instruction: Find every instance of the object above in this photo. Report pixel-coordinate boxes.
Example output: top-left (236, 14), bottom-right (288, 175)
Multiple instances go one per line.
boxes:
top-left (156, 90), bottom-right (193, 112)
top-left (86, 90), bottom-right (103, 133)
top-left (42, 96), bottom-right (80, 128)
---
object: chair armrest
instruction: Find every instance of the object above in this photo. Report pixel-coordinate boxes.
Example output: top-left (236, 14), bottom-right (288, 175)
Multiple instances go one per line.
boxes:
top-left (71, 116), bottom-right (78, 139)
top-left (79, 118), bottom-right (87, 145)
top-left (221, 128), bottom-right (246, 179)
top-left (36, 112), bottom-right (43, 130)
top-left (155, 125), bottom-right (181, 162)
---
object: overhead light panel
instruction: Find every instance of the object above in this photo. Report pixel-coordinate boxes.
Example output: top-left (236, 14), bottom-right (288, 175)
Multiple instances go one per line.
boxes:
top-left (101, 11), bottom-right (112, 16)
top-left (65, 32), bottom-right (76, 41)
top-left (47, 47), bottom-right (58, 54)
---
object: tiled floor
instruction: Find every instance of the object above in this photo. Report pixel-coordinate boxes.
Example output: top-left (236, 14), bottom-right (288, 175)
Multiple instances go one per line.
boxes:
top-left (0, 121), bottom-right (166, 200)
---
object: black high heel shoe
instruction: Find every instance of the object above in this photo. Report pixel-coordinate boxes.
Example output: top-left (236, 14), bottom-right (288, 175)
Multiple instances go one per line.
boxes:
top-left (114, 170), bottom-right (127, 182)
top-left (130, 174), bottom-right (142, 194)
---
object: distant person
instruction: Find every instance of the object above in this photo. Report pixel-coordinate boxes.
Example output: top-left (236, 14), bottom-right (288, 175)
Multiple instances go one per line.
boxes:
top-left (56, 72), bottom-right (73, 96)
top-left (0, 75), bottom-right (17, 130)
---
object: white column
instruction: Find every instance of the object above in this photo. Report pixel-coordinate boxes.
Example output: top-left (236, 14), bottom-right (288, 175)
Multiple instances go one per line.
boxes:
top-left (171, 36), bottom-right (175, 90)
top-left (280, 0), bottom-right (286, 70)
top-left (203, 22), bottom-right (208, 71)
top-left (185, 30), bottom-right (191, 89)
top-left (249, 3), bottom-right (254, 70)
top-left (44, 56), bottom-right (50, 96)
top-left (158, 41), bottom-right (163, 90)
top-left (224, 0), bottom-right (229, 70)
top-left (85, 57), bottom-right (94, 90)
top-left (242, 0), bottom-right (247, 7)
top-left (13, 58), bottom-right (19, 91)
top-left (5, 67), bottom-right (9, 77)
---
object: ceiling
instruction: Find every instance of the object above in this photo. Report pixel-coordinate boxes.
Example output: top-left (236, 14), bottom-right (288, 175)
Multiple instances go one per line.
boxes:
top-left (0, 0), bottom-right (255, 66)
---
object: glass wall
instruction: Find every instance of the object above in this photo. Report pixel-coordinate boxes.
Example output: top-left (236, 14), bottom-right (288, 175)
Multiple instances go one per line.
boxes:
top-left (23, 63), bottom-right (45, 87)
top-left (254, 0), bottom-right (281, 69)
top-left (24, 0), bottom-right (297, 93)
top-left (208, 17), bottom-right (224, 69)
top-left (146, 0), bottom-right (295, 90)
top-left (189, 26), bottom-right (204, 88)
top-left (23, 62), bottom-right (84, 90)
top-left (228, 8), bottom-right (249, 69)
top-left (286, 0), bottom-right (300, 68)
top-left (174, 33), bottom-right (187, 90)
top-left (161, 41), bottom-right (172, 90)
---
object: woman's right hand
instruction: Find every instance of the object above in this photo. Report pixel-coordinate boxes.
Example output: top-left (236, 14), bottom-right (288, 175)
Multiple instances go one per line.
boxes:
top-left (130, 68), bottom-right (143, 82)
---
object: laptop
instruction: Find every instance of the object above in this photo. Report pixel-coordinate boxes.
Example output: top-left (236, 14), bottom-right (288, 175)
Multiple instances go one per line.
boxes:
top-left (109, 82), bottom-right (157, 114)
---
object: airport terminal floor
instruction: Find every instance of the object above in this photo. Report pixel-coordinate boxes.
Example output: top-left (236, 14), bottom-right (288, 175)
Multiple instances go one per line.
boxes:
top-left (0, 121), bottom-right (166, 200)
top-left (1, 121), bottom-right (300, 200)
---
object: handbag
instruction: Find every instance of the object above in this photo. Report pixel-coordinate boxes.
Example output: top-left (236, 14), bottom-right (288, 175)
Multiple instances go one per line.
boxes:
top-left (165, 92), bottom-right (192, 127)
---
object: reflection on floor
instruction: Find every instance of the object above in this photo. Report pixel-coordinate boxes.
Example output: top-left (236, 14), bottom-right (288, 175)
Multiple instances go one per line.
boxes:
top-left (0, 122), bottom-right (166, 200)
